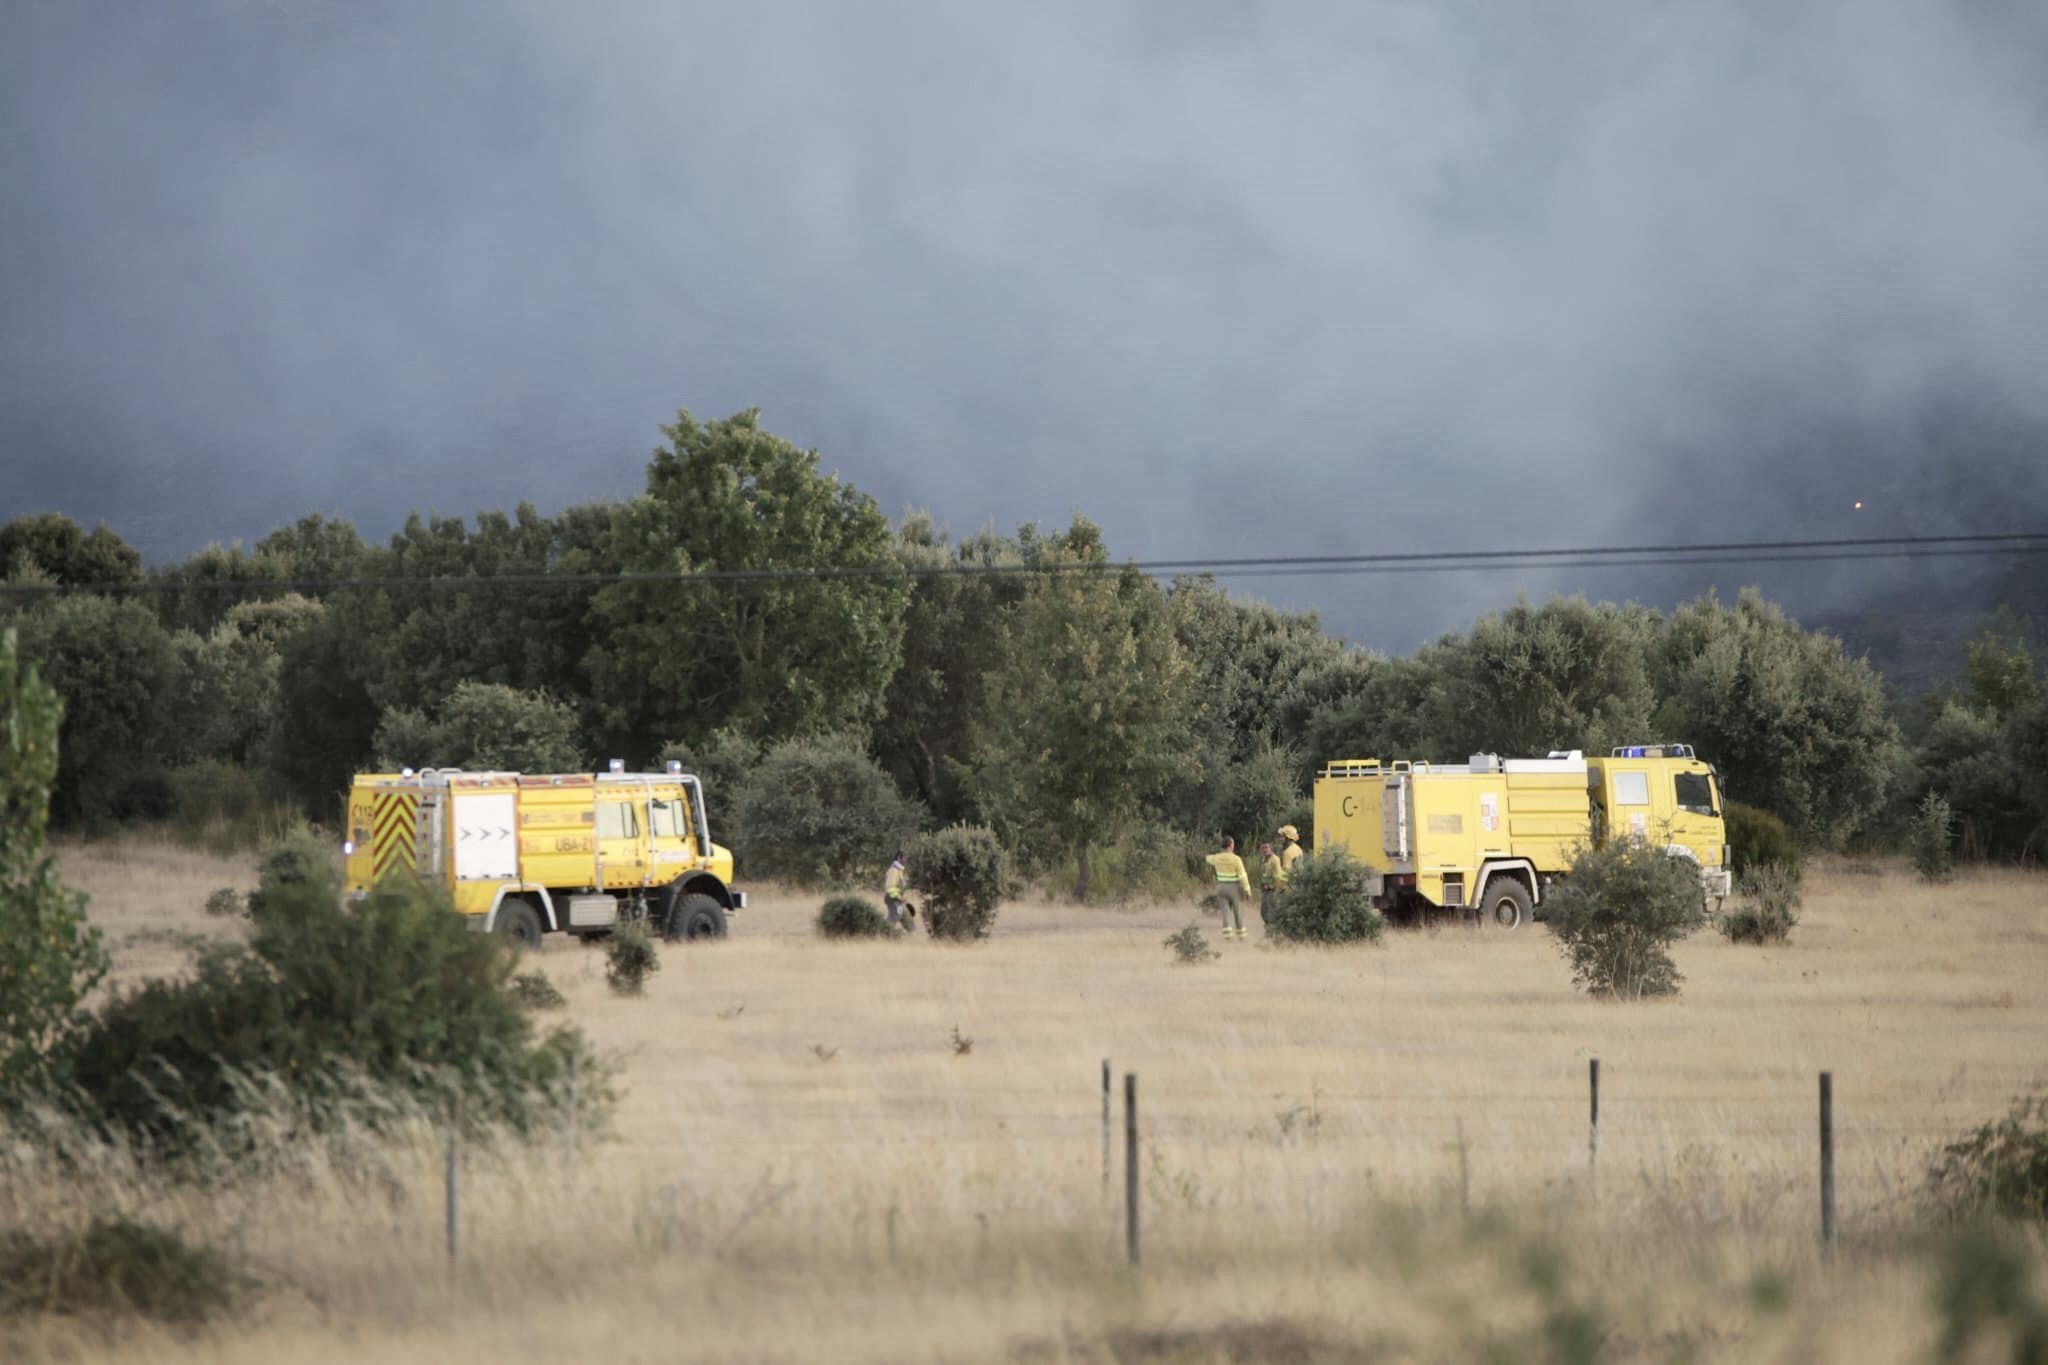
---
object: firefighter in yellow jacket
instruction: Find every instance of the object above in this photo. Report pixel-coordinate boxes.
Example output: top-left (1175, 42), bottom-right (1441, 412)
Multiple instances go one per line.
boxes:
top-left (1205, 836), bottom-right (1251, 940)
top-left (1258, 841), bottom-right (1284, 921)
top-left (1277, 824), bottom-right (1304, 881)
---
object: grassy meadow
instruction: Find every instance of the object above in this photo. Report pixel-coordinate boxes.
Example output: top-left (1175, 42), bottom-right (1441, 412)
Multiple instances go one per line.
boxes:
top-left (13, 841), bottom-right (2048, 1362)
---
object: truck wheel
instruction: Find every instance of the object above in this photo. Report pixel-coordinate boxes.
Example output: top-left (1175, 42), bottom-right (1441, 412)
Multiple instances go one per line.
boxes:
top-left (1482, 879), bottom-right (1531, 930)
top-left (671, 893), bottom-right (728, 941)
top-left (496, 899), bottom-right (544, 950)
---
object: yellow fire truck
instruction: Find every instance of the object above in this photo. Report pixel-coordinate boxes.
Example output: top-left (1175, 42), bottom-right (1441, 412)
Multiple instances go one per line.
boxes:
top-left (342, 762), bottom-right (744, 948)
top-left (1311, 743), bottom-right (1732, 928)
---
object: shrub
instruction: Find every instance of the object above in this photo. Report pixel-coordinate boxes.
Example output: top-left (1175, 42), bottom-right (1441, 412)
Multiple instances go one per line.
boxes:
top-left (0, 629), bottom-right (110, 1095)
top-left (168, 760), bottom-right (296, 854)
top-left (910, 824), bottom-right (1011, 941)
top-left (1264, 851), bottom-right (1385, 945)
top-left (0, 1217), bottom-right (247, 1324)
top-left (733, 733), bottom-right (925, 885)
top-left (1163, 921), bottom-right (1217, 964)
top-left (605, 921), bottom-right (660, 996)
top-left (511, 971), bottom-right (565, 1010)
top-left (371, 681), bottom-right (581, 773)
top-left (245, 829), bottom-right (332, 919)
top-left (1724, 801), bottom-right (1802, 880)
top-left (657, 730), bottom-right (761, 811)
top-left (202, 887), bottom-right (244, 919)
top-left (111, 768), bottom-right (179, 822)
top-left (1912, 791), bottom-right (1957, 883)
top-left (1542, 839), bottom-right (1706, 998)
top-left (59, 855), bottom-right (593, 1147)
top-left (1721, 863), bottom-right (1801, 945)
top-left (817, 895), bottom-right (891, 939)
top-left (1928, 1091), bottom-right (2048, 1223)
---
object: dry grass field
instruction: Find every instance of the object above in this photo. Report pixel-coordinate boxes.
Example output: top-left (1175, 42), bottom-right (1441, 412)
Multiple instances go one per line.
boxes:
top-left (13, 840), bottom-right (2048, 1362)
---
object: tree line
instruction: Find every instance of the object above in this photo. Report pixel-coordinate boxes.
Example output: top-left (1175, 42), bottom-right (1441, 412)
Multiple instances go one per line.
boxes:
top-left (5, 406), bottom-right (2045, 889)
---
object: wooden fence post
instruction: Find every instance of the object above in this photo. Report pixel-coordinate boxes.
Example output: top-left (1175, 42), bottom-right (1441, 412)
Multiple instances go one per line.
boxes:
top-left (445, 1090), bottom-right (462, 1264)
top-left (1102, 1058), bottom-right (1112, 1196)
top-left (1588, 1057), bottom-right (1600, 1189)
top-left (1819, 1071), bottom-right (1836, 1255)
top-left (1124, 1072), bottom-right (1140, 1266)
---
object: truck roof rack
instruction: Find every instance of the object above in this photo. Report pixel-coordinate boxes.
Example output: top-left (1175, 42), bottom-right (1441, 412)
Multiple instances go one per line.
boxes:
top-left (1610, 743), bottom-right (1695, 759)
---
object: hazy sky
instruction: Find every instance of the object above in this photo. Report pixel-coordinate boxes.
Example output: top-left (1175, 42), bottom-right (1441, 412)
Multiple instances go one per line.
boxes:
top-left (4, 1), bottom-right (2045, 645)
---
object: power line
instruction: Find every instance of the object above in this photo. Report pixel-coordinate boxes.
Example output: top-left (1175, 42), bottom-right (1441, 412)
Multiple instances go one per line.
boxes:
top-left (2, 530), bottom-right (2045, 597)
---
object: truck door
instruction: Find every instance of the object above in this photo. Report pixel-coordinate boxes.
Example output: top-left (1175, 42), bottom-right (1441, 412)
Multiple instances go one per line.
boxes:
top-left (647, 790), bottom-right (698, 880)
top-left (1665, 766), bottom-right (1723, 867)
top-left (596, 797), bottom-right (651, 893)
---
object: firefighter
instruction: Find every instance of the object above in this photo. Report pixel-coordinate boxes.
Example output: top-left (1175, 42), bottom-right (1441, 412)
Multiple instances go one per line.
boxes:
top-left (1258, 840), bottom-right (1284, 922)
top-left (1277, 824), bottom-right (1304, 881)
top-left (1205, 836), bottom-right (1251, 940)
top-left (883, 851), bottom-right (912, 930)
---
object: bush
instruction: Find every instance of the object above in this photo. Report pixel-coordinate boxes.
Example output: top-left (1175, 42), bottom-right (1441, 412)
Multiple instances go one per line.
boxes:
top-left (1912, 791), bottom-right (1957, 883)
top-left (817, 895), bottom-right (891, 939)
top-left (202, 887), bottom-right (244, 919)
top-left (58, 854), bottom-right (592, 1147)
top-left (657, 730), bottom-right (761, 811)
top-left (1929, 1091), bottom-right (2048, 1223)
top-left (1721, 863), bottom-right (1801, 945)
top-left (1163, 921), bottom-right (1216, 963)
top-left (910, 824), bottom-right (1011, 941)
top-left (0, 1217), bottom-right (247, 1324)
top-left (245, 829), bottom-right (332, 919)
top-left (1542, 839), bottom-right (1707, 998)
top-left (111, 768), bottom-right (179, 822)
top-left (511, 971), bottom-right (565, 1009)
top-left (0, 629), bottom-right (110, 1094)
top-left (733, 733), bottom-right (925, 885)
top-left (605, 921), bottom-right (660, 996)
top-left (371, 681), bottom-right (581, 773)
top-left (1724, 801), bottom-right (1802, 880)
top-left (168, 760), bottom-right (297, 854)
top-left (1264, 850), bottom-right (1385, 945)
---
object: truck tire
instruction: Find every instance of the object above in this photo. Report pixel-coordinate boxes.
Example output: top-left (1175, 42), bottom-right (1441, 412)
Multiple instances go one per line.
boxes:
top-left (670, 892), bottom-right (728, 941)
top-left (496, 899), bottom-right (544, 950)
top-left (1481, 877), bottom-right (1531, 930)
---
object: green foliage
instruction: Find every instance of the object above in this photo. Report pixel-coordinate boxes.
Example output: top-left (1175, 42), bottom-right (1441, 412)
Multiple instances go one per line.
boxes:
top-left (1912, 791), bottom-right (1958, 883)
top-left (1204, 741), bottom-right (1302, 854)
top-left (588, 408), bottom-right (910, 748)
top-left (271, 602), bottom-right (385, 812)
top-left (0, 1217), bottom-right (247, 1324)
top-left (511, 971), bottom-right (566, 1010)
top-left (817, 895), bottom-right (892, 939)
top-left (1929, 1223), bottom-right (2048, 1365)
top-left (1423, 595), bottom-right (1660, 759)
top-left (657, 729), bottom-right (761, 809)
top-left (0, 514), bottom-right (142, 589)
top-left (13, 594), bottom-right (179, 826)
top-left (372, 680), bottom-right (581, 772)
top-left (1264, 851), bottom-right (1386, 945)
top-left (1163, 920), bottom-right (1217, 964)
top-left (202, 887), bottom-right (244, 919)
top-left (1929, 1092), bottom-right (2048, 1224)
top-left (909, 824), bottom-right (1011, 940)
top-left (1723, 800), bottom-right (1802, 879)
top-left (0, 630), bottom-right (110, 1094)
top-left (606, 921), bottom-right (661, 996)
top-left (1541, 839), bottom-right (1706, 998)
top-left (1721, 864), bottom-right (1801, 945)
top-left (1653, 589), bottom-right (1901, 847)
top-left (872, 516), bottom-right (1031, 821)
top-left (166, 760), bottom-right (297, 854)
top-left (734, 732), bottom-right (924, 886)
top-left (963, 519), bottom-right (1194, 899)
top-left (1963, 628), bottom-right (2040, 719)
top-left (59, 846), bottom-right (590, 1144)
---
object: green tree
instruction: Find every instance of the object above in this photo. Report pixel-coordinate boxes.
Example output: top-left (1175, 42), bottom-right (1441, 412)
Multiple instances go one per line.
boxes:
top-left (1277, 649), bottom-right (1438, 784)
top-left (0, 629), bottom-right (109, 1093)
top-left (14, 595), bottom-right (179, 824)
top-left (872, 515), bottom-right (1030, 819)
top-left (373, 681), bottom-right (582, 772)
top-left (148, 542), bottom-right (291, 636)
top-left (1652, 589), bottom-right (1901, 846)
top-left (964, 521), bottom-right (1194, 899)
top-left (253, 512), bottom-right (369, 584)
top-left (1421, 595), bottom-right (1659, 760)
top-left (272, 604), bottom-right (385, 813)
top-left (587, 409), bottom-right (910, 750)
top-left (732, 732), bottom-right (925, 885)
top-left (0, 514), bottom-right (142, 589)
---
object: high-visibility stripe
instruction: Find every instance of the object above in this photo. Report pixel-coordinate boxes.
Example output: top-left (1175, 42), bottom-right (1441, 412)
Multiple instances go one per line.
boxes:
top-left (372, 791), bottom-right (419, 879)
